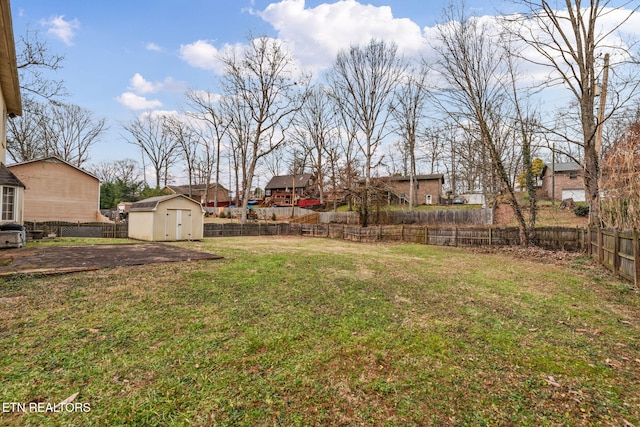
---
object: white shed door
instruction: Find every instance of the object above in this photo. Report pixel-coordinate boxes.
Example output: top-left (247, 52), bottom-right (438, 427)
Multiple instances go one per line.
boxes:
top-left (166, 209), bottom-right (193, 240)
top-left (561, 189), bottom-right (585, 202)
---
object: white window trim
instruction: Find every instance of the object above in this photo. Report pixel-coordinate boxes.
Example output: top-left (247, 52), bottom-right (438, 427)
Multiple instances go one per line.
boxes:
top-left (1, 186), bottom-right (18, 222)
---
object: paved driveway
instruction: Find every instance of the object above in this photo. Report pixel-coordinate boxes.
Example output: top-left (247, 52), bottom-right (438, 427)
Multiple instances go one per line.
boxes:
top-left (0, 243), bottom-right (222, 277)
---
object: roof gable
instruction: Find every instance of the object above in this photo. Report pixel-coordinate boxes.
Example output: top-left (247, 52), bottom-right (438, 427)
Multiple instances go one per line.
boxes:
top-left (543, 162), bottom-right (582, 175)
top-left (8, 156), bottom-right (100, 181)
top-left (265, 174), bottom-right (314, 190)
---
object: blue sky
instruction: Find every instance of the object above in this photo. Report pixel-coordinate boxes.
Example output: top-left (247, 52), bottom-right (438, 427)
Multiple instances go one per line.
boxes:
top-left (10, 1), bottom-right (516, 166)
top-left (9, 0), bottom-right (640, 182)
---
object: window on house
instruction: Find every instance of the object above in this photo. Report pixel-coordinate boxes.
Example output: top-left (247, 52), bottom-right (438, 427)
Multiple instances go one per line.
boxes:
top-left (2, 187), bottom-right (16, 221)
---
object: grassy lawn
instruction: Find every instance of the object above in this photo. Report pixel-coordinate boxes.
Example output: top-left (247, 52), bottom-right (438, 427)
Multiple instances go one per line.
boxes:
top-left (1, 237), bottom-right (638, 426)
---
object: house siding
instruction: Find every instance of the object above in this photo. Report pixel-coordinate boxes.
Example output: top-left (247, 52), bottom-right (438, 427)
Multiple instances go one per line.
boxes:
top-left (8, 159), bottom-right (100, 222)
top-left (385, 178), bottom-right (443, 205)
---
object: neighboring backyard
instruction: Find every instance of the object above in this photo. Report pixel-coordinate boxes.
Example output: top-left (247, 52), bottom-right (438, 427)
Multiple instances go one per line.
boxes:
top-left (0, 237), bottom-right (638, 426)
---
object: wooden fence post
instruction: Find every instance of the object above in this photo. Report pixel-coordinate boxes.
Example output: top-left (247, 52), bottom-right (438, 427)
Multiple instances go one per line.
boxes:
top-left (597, 227), bottom-right (604, 265)
top-left (454, 226), bottom-right (458, 247)
top-left (587, 227), bottom-right (592, 256)
top-left (613, 228), bottom-right (620, 277)
top-left (634, 228), bottom-right (639, 289)
top-left (576, 226), bottom-right (580, 252)
top-left (489, 227), bottom-right (492, 246)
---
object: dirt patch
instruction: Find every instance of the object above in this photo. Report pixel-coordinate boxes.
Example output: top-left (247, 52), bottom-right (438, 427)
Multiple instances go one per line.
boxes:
top-left (0, 243), bottom-right (222, 277)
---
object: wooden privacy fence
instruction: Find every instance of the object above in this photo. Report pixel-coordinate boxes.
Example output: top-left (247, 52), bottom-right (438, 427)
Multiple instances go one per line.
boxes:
top-left (317, 208), bottom-right (493, 225)
top-left (586, 227), bottom-right (640, 286)
top-left (20, 221), bottom-right (637, 284)
top-left (204, 223), bottom-right (585, 250)
top-left (23, 221), bottom-right (128, 239)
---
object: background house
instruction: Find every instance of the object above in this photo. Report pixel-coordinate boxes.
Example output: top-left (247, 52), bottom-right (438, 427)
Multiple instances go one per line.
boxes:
top-left (265, 174), bottom-right (315, 206)
top-left (541, 162), bottom-right (585, 202)
top-left (381, 174), bottom-right (445, 205)
top-left (165, 183), bottom-right (230, 208)
top-left (128, 194), bottom-right (204, 241)
top-left (0, 0), bottom-right (25, 225)
top-left (8, 157), bottom-right (102, 222)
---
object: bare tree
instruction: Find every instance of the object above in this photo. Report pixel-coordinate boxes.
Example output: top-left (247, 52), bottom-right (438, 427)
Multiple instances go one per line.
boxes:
top-left (329, 39), bottom-right (406, 226)
top-left (291, 85), bottom-right (338, 204)
top-left (184, 89), bottom-right (230, 209)
top-left (391, 63), bottom-right (429, 210)
top-left (504, 44), bottom-right (542, 240)
top-left (220, 36), bottom-right (309, 223)
top-left (92, 158), bottom-right (141, 184)
top-left (46, 103), bottom-right (106, 167)
top-left (333, 98), bottom-right (362, 212)
top-left (420, 127), bottom-right (446, 176)
top-left (122, 114), bottom-right (180, 189)
top-left (508, 0), bottom-right (640, 224)
top-left (432, 4), bottom-right (531, 244)
top-left (16, 29), bottom-right (66, 103)
top-left (163, 116), bottom-right (199, 197)
top-left (8, 100), bottom-right (105, 167)
top-left (6, 98), bottom-right (46, 162)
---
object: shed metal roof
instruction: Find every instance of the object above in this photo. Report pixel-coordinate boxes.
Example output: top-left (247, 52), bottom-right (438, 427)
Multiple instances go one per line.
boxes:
top-left (129, 194), bottom-right (202, 212)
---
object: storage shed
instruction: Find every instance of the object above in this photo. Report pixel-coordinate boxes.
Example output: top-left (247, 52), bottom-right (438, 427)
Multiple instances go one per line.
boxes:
top-left (128, 194), bottom-right (204, 241)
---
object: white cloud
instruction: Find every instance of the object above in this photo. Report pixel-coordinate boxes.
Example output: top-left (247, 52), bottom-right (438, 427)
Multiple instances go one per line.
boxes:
top-left (115, 92), bottom-right (163, 110)
top-left (128, 73), bottom-right (186, 94)
top-left (145, 42), bottom-right (163, 52)
top-left (257, 0), bottom-right (425, 71)
top-left (40, 15), bottom-right (80, 46)
top-left (179, 40), bottom-right (221, 71)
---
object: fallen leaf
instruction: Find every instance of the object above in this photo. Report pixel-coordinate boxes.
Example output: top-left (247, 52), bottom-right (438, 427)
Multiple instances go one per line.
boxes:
top-left (605, 358), bottom-right (622, 369)
top-left (545, 376), bottom-right (561, 387)
top-left (59, 392), bottom-right (78, 404)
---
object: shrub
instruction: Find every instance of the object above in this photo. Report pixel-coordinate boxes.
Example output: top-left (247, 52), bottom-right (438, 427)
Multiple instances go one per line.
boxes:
top-left (574, 204), bottom-right (589, 217)
top-left (271, 213), bottom-right (277, 221)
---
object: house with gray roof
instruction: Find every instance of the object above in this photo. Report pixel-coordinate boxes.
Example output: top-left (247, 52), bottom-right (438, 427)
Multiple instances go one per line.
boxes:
top-left (541, 161), bottom-right (585, 202)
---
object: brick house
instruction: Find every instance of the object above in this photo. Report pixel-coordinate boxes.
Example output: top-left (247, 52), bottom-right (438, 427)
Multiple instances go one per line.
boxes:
top-left (540, 162), bottom-right (585, 202)
top-left (381, 174), bottom-right (445, 205)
